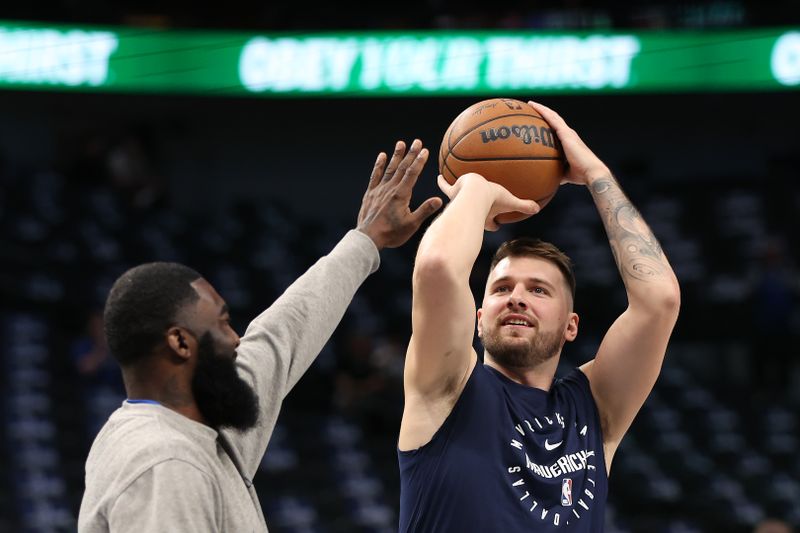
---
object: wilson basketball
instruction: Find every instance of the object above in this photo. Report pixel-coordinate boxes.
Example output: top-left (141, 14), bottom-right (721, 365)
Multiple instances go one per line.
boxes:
top-left (439, 98), bottom-right (565, 222)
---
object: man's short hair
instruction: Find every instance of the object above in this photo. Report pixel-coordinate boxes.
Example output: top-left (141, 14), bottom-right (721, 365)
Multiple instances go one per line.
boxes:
top-left (104, 262), bottom-right (202, 366)
top-left (489, 238), bottom-right (576, 302)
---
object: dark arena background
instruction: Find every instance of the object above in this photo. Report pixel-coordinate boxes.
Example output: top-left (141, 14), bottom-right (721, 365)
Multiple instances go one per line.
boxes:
top-left (1, 1), bottom-right (799, 532)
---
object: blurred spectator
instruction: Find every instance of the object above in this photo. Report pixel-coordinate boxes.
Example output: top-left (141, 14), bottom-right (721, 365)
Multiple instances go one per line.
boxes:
top-left (747, 240), bottom-right (800, 398)
top-left (106, 127), bottom-right (166, 210)
top-left (67, 133), bottom-right (109, 187)
top-left (335, 332), bottom-right (385, 410)
top-left (65, 126), bottom-right (167, 210)
top-left (72, 310), bottom-right (111, 377)
top-left (335, 331), bottom-right (402, 432)
top-left (754, 518), bottom-right (794, 533)
top-left (70, 309), bottom-right (125, 437)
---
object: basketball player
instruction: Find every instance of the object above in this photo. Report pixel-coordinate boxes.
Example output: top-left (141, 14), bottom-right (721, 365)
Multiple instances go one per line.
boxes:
top-left (78, 140), bottom-right (442, 532)
top-left (399, 102), bottom-right (680, 531)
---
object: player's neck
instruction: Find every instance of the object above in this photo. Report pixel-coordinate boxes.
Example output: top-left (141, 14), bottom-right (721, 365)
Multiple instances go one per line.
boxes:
top-left (123, 366), bottom-right (207, 426)
top-left (484, 353), bottom-right (559, 390)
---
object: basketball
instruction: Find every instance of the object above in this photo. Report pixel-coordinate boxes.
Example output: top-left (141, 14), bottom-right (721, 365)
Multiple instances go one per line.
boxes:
top-left (439, 98), bottom-right (565, 222)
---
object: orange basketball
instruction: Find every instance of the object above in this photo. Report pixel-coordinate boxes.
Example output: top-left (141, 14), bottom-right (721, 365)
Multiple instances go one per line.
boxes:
top-left (439, 98), bottom-right (565, 223)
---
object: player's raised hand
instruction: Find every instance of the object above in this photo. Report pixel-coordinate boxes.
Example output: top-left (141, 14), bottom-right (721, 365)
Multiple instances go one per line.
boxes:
top-left (357, 139), bottom-right (443, 249)
top-left (528, 101), bottom-right (611, 186)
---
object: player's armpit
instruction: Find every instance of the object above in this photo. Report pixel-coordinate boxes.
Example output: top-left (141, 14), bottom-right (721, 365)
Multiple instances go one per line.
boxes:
top-left (399, 254), bottom-right (478, 451)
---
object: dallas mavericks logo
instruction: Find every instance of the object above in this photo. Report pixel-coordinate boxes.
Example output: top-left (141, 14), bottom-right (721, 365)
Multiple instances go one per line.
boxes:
top-left (505, 415), bottom-right (598, 527)
top-left (561, 478), bottom-right (573, 506)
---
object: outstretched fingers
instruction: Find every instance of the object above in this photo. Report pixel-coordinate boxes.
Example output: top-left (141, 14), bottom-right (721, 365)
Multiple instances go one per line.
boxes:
top-left (367, 152), bottom-right (387, 190)
top-left (398, 146), bottom-right (429, 191)
top-left (382, 140), bottom-right (407, 181)
top-left (389, 139), bottom-right (423, 185)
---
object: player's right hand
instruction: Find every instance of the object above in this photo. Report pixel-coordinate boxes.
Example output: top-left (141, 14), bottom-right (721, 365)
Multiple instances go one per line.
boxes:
top-left (528, 101), bottom-right (611, 186)
top-left (437, 173), bottom-right (539, 231)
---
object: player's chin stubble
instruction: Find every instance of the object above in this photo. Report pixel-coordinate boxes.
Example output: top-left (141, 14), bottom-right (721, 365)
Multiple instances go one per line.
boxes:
top-left (481, 323), bottom-right (564, 369)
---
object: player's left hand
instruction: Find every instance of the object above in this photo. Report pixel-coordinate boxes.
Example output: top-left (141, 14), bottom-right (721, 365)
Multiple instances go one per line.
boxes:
top-left (357, 139), bottom-right (443, 249)
top-left (436, 173), bottom-right (539, 231)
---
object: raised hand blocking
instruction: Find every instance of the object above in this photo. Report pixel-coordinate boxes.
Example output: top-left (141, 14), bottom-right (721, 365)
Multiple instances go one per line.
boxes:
top-left (357, 139), bottom-right (443, 249)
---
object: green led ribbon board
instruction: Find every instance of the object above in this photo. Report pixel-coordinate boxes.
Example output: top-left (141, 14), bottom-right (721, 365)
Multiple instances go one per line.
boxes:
top-left (1, 21), bottom-right (798, 96)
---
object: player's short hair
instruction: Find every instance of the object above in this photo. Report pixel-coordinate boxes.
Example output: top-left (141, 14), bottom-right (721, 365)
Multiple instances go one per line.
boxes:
top-left (104, 262), bottom-right (202, 366)
top-left (489, 238), bottom-right (576, 302)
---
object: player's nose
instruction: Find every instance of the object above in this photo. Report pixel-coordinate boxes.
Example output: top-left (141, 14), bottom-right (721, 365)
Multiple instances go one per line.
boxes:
top-left (506, 287), bottom-right (528, 309)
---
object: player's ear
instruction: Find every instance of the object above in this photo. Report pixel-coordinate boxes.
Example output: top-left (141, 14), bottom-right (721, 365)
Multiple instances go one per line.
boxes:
top-left (166, 327), bottom-right (193, 361)
top-left (564, 313), bottom-right (579, 342)
top-left (476, 308), bottom-right (484, 338)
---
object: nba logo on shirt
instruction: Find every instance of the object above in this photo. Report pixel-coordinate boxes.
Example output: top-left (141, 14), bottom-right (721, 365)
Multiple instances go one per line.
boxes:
top-left (561, 478), bottom-right (573, 506)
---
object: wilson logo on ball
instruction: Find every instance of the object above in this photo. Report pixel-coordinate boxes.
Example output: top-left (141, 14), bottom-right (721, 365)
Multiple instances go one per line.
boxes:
top-left (439, 98), bottom-right (565, 218)
top-left (479, 125), bottom-right (557, 148)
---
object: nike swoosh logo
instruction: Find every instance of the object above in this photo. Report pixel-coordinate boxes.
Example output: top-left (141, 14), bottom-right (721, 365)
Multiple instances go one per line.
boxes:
top-left (544, 439), bottom-right (563, 451)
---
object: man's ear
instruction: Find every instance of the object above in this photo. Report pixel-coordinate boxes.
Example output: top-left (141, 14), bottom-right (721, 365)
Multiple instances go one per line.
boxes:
top-left (476, 308), bottom-right (483, 338)
top-left (564, 312), bottom-right (579, 342)
top-left (166, 327), bottom-right (193, 361)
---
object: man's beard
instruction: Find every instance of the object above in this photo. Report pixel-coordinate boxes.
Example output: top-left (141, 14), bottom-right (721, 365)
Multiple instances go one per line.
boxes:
top-left (481, 321), bottom-right (565, 369)
top-left (192, 332), bottom-right (259, 431)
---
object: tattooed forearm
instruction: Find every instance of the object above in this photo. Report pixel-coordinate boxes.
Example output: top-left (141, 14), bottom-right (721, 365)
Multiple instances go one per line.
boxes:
top-left (589, 177), bottom-right (669, 284)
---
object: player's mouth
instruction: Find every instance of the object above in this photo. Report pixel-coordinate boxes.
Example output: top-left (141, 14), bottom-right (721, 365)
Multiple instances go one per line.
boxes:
top-left (501, 314), bottom-right (535, 328)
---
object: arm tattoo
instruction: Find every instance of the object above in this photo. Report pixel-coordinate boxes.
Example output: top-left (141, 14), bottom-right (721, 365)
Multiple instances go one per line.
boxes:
top-left (590, 177), bottom-right (668, 284)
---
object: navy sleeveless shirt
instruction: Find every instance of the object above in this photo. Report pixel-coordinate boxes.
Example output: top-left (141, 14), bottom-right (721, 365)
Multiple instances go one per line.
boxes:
top-left (399, 364), bottom-right (608, 532)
